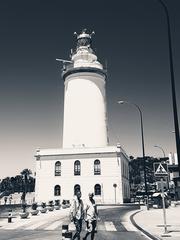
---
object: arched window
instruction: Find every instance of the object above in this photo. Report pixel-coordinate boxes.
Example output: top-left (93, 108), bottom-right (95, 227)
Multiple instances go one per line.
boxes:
top-left (74, 160), bottom-right (81, 176)
top-left (94, 184), bottom-right (101, 196)
top-left (74, 184), bottom-right (81, 195)
top-left (54, 185), bottom-right (61, 196)
top-left (55, 161), bottom-right (61, 176)
top-left (94, 159), bottom-right (101, 175)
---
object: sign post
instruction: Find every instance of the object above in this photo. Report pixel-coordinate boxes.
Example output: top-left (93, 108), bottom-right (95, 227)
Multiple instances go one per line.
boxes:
top-left (113, 184), bottom-right (117, 204)
top-left (154, 163), bottom-right (170, 236)
top-left (160, 177), bottom-right (168, 235)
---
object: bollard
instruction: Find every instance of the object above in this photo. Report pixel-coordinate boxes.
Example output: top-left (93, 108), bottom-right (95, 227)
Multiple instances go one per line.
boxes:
top-left (8, 210), bottom-right (12, 223)
top-left (62, 225), bottom-right (69, 240)
top-left (64, 231), bottom-right (72, 240)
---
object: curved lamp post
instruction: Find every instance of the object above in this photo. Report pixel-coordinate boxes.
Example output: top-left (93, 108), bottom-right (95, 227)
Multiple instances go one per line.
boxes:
top-left (118, 100), bottom-right (148, 200)
top-left (154, 145), bottom-right (166, 158)
top-left (154, 145), bottom-right (170, 191)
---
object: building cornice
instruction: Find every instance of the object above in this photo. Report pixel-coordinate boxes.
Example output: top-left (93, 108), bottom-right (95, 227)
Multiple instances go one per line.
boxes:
top-left (62, 67), bottom-right (107, 81)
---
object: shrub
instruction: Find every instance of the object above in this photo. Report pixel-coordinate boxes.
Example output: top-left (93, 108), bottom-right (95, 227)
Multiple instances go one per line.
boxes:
top-left (48, 200), bottom-right (54, 206)
top-left (41, 202), bottom-right (46, 208)
top-left (31, 202), bottom-right (38, 210)
top-left (55, 200), bottom-right (60, 206)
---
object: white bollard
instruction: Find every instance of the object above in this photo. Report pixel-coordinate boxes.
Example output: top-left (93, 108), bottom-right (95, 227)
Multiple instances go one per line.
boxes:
top-left (8, 210), bottom-right (12, 223)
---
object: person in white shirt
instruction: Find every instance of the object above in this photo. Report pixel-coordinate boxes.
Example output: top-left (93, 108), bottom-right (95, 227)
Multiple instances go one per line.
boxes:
top-left (83, 192), bottom-right (98, 240)
top-left (70, 191), bottom-right (84, 240)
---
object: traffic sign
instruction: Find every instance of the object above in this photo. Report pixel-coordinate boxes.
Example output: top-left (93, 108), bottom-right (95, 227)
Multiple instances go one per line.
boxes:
top-left (154, 163), bottom-right (168, 177)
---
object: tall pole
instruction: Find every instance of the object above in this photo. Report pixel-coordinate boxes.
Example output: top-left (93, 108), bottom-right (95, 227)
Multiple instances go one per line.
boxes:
top-left (118, 101), bottom-right (148, 199)
top-left (155, 0), bottom-right (180, 176)
top-left (113, 183), bottom-right (117, 204)
top-left (137, 104), bottom-right (148, 199)
top-left (160, 177), bottom-right (168, 235)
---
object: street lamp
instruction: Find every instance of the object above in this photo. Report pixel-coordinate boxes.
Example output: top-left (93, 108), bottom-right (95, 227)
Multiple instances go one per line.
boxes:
top-left (154, 145), bottom-right (166, 158)
top-left (154, 145), bottom-right (170, 190)
top-left (154, 0), bottom-right (180, 177)
top-left (118, 100), bottom-right (148, 201)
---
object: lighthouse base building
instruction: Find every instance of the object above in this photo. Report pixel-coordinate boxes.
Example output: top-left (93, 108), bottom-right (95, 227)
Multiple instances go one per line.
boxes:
top-left (35, 145), bottom-right (130, 204)
top-left (35, 30), bottom-right (130, 204)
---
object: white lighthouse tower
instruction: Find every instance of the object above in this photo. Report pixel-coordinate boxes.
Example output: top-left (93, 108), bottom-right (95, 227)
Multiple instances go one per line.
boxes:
top-left (63, 30), bottom-right (108, 148)
top-left (35, 30), bottom-right (130, 204)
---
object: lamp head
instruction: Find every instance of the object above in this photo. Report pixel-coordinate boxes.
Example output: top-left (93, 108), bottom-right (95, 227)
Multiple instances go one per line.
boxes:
top-left (118, 100), bottom-right (124, 104)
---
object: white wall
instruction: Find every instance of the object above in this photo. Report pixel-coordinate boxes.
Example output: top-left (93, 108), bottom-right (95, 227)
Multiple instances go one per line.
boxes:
top-left (169, 153), bottom-right (178, 165)
top-left (35, 151), bottom-right (128, 204)
top-left (63, 72), bottom-right (108, 148)
top-left (120, 152), bottom-right (130, 200)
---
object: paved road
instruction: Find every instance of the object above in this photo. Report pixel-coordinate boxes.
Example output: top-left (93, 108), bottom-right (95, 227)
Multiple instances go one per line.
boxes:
top-left (0, 206), bottom-right (149, 240)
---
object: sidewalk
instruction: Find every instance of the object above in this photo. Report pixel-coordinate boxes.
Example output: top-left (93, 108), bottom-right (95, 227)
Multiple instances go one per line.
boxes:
top-left (132, 203), bottom-right (180, 240)
top-left (0, 208), bottom-right (69, 227)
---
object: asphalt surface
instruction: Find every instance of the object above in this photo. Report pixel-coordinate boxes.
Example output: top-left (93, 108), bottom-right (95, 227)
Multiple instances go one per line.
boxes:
top-left (0, 206), bottom-right (149, 240)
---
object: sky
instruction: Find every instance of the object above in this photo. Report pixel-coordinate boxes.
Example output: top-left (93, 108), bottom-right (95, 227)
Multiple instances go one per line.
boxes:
top-left (0, 0), bottom-right (180, 179)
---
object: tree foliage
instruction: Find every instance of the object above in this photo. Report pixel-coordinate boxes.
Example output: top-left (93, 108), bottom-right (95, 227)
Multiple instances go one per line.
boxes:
top-left (129, 156), bottom-right (162, 196)
top-left (0, 169), bottom-right (35, 196)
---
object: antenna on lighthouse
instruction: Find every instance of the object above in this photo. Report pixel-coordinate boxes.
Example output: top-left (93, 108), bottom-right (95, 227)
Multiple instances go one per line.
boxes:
top-left (56, 58), bottom-right (73, 71)
top-left (56, 58), bottom-right (73, 63)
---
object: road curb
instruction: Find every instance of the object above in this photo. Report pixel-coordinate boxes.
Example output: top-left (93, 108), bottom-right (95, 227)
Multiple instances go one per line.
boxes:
top-left (130, 210), bottom-right (161, 240)
top-left (97, 203), bottom-right (141, 207)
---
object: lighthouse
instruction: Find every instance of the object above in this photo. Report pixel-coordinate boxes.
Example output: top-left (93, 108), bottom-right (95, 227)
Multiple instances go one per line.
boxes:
top-left (62, 30), bottom-right (108, 148)
top-left (35, 30), bottom-right (130, 204)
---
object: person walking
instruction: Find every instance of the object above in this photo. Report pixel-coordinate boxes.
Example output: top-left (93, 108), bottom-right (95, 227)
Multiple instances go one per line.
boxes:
top-left (83, 192), bottom-right (98, 240)
top-left (70, 191), bottom-right (84, 240)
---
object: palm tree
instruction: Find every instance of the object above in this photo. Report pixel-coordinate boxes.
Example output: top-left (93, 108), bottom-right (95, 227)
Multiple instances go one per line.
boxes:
top-left (14, 175), bottom-right (23, 192)
top-left (20, 169), bottom-right (32, 211)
